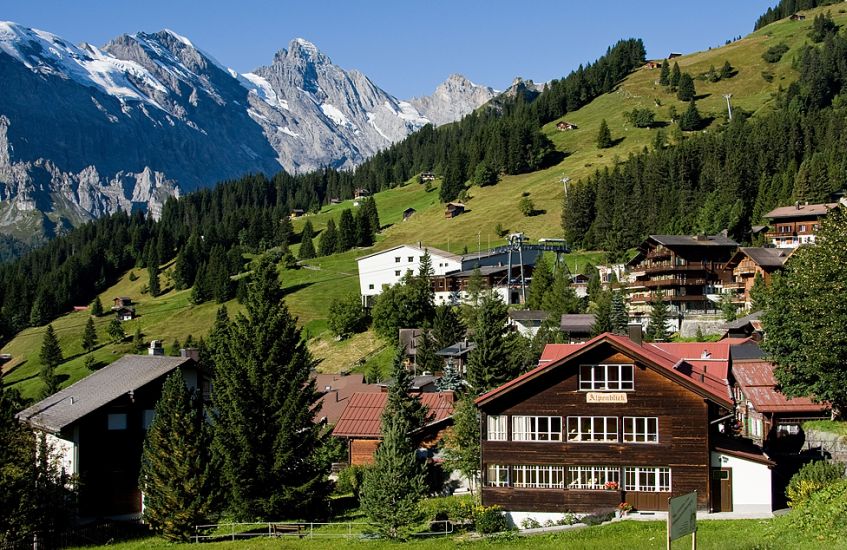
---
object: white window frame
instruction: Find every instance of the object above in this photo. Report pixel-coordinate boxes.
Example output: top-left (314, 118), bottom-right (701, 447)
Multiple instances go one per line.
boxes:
top-left (486, 415), bottom-right (508, 441)
top-left (623, 417), bottom-right (659, 443)
top-left (512, 416), bottom-right (562, 442)
top-left (623, 466), bottom-right (671, 492)
top-left (486, 464), bottom-right (510, 487)
top-left (513, 465), bottom-right (565, 489)
top-left (579, 364), bottom-right (635, 391)
top-left (566, 416), bottom-right (619, 442)
top-left (567, 466), bottom-right (620, 490)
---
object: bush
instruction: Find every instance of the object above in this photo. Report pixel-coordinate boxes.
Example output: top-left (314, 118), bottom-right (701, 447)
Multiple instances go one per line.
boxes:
top-left (335, 465), bottom-right (368, 497)
top-left (328, 293), bottom-right (369, 339)
top-left (474, 505), bottom-right (510, 534)
top-left (519, 196), bottom-right (535, 217)
top-left (626, 108), bottom-right (655, 128)
top-left (767, 478), bottom-right (847, 543)
top-left (580, 510), bottom-right (615, 526)
top-left (786, 460), bottom-right (844, 507)
top-left (520, 517), bottom-right (541, 529)
top-left (762, 43), bottom-right (789, 64)
top-left (420, 496), bottom-right (475, 524)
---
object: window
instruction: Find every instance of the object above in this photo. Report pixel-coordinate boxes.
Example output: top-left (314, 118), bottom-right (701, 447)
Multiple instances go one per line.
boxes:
top-left (779, 225), bottom-right (792, 234)
top-left (751, 418), bottom-right (763, 438)
top-left (579, 364), bottom-right (634, 391)
top-left (142, 410), bottom-right (156, 430)
top-left (567, 466), bottom-right (620, 490)
top-left (799, 224), bottom-right (807, 232)
top-left (623, 417), bottom-right (659, 443)
top-left (395, 270), bottom-right (401, 277)
top-left (368, 284), bottom-right (374, 290)
top-left (395, 256), bottom-right (401, 263)
top-left (777, 423), bottom-right (800, 435)
top-left (487, 415), bottom-right (508, 441)
top-left (566, 416), bottom-right (618, 442)
top-left (408, 256), bottom-right (414, 262)
top-left (513, 465), bottom-right (565, 488)
top-left (512, 416), bottom-right (562, 441)
top-left (107, 413), bottom-right (127, 430)
top-left (623, 467), bottom-right (671, 492)
top-left (486, 464), bottom-right (510, 487)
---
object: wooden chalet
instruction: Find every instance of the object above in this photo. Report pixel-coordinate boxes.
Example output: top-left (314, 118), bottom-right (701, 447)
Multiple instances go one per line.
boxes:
top-left (436, 340), bottom-right (476, 374)
top-left (789, 13), bottom-right (806, 21)
top-left (313, 373), bottom-right (382, 427)
top-left (354, 188), bottom-right (370, 199)
top-left (403, 207), bottom-right (416, 221)
top-left (476, 332), bottom-right (776, 519)
top-left (723, 247), bottom-right (789, 309)
top-left (556, 121), bottom-right (578, 131)
top-left (112, 297), bottom-right (133, 309)
top-left (290, 208), bottom-right (305, 219)
top-left (763, 202), bottom-right (838, 248)
top-left (642, 61), bottom-right (662, 70)
top-left (668, 52), bottom-right (682, 59)
top-left (332, 392), bottom-right (454, 465)
top-left (627, 234), bottom-right (739, 317)
top-left (115, 306), bottom-right (136, 322)
top-left (421, 171), bottom-right (436, 182)
top-left (559, 314), bottom-right (596, 343)
top-left (444, 202), bottom-right (466, 218)
top-left (16, 352), bottom-right (207, 518)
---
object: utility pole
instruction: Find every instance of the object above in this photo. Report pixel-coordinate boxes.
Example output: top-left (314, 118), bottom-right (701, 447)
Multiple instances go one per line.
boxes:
top-left (723, 94), bottom-right (733, 121)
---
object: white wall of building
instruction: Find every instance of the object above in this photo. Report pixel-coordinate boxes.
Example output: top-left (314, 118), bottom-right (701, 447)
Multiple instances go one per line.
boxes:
top-left (434, 287), bottom-right (510, 307)
top-left (357, 246), bottom-right (462, 297)
top-left (710, 451), bottom-right (773, 514)
top-left (46, 432), bottom-right (77, 476)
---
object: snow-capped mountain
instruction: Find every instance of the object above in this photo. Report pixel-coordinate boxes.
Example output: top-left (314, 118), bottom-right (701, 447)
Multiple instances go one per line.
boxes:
top-left (0, 22), bottom-right (494, 240)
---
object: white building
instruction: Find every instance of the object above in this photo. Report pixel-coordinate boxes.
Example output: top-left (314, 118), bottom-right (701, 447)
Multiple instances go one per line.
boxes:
top-left (357, 245), bottom-right (463, 302)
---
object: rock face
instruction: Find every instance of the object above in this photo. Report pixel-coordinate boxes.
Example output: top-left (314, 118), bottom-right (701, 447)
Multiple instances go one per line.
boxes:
top-left (0, 22), bottom-right (495, 240)
top-left (409, 74), bottom-right (498, 126)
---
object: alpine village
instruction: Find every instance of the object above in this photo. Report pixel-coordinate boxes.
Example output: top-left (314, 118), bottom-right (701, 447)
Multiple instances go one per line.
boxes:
top-left (2, 1), bottom-right (847, 549)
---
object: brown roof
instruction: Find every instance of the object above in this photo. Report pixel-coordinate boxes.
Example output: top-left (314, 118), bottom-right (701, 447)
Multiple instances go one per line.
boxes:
top-left (732, 361), bottom-right (828, 413)
top-left (764, 203), bottom-right (838, 220)
top-left (560, 314), bottom-right (596, 333)
top-left (313, 374), bottom-right (382, 426)
top-left (725, 247), bottom-right (790, 270)
top-left (332, 391), bottom-right (454, 438)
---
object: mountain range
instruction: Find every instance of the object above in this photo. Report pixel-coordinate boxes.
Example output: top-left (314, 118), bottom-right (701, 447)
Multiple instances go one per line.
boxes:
top-left (0, 22), bottom-right (497, 242)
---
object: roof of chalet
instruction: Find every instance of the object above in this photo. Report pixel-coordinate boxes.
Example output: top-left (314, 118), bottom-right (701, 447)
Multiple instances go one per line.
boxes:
top-left (436, 341), bottom-right (476, 357)
top-left (725, 247), bottom-right (790, 270)
top-left (560, 314), bottom-right (596, 334)
top-left (729, 339), bottom-right (765, 361)
top-left (712, 436), bottom-right (776, 467)
top-left (313, 373), bottom-right (382, 426)
top-left (356, 244), bottom-right (461, 263)
top-left (732, 361), bottom-right (828, 413)
top-left (647, 234), bottom-right (739, 248)
top-left (725, 311), bottom-right (763, 332)
top-left (332, 391), bottom-right (454, 438)
top-left (478, 333), bottom-right (735, 409)
top-left (16, 355), bottom-right (194, 433)
top-left (764, 203), bottom-right (838, 220)
top-left (509, 310), bottom-right (549, 322)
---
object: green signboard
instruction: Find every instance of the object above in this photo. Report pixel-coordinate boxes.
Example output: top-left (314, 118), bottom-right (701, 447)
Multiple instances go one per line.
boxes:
top-left (668, 491), bottom-right (697, 542)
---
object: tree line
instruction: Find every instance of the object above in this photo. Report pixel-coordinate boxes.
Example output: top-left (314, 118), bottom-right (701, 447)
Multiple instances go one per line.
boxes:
top-left (754, 0), bottom-right (840, 30)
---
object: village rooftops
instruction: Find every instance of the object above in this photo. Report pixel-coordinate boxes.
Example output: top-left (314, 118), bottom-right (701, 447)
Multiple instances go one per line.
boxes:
top-left (764, 202), bottom-right (838, 220)
top-left (17, 355), bottom-right (194, 433)
top-left (645, 234), bottom-right (739, 248)
top-left (313, 373), bottom-right (382, 426)
top-left (560, 313), bottom-right (596, 334)
top-left (332, 391), bottom-right (454, 438)
top-left (725, 247), bottom-right (791, 270)
top-left (508, 310), bottom-right (548, 322)
top-left (732, 360), bottom-right (827, 414)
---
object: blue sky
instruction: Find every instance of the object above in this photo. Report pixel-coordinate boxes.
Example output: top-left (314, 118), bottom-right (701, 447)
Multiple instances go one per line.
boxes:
top-left (4, 1), bottom-right (775, 98)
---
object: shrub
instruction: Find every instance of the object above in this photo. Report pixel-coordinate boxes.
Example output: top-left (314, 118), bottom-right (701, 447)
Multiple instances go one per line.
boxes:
top-left (558, 513), bottom-right (579, 526)
top-left (581, 510), bottom-right (615, 526)
top-left (626, 108), bottom-right (655, 128)
top-left (786, 460), bottom-right (844, 507)
top-left (474, 505), bottom-right (510, 534)
top-left (767, 478), bottom-right (847, 543)
top-left (128, 271), bottom-right (139, 281)
top-left (495, 223), bottom-right (508, 237)
top-left (335, 465), bottom-right (368, 497)
top-left (520, 517), bottom-right (541, 529)
top-left (762, 43), bottom-right (789, 64)
top-left (519, 196), bottom-right (535, 217)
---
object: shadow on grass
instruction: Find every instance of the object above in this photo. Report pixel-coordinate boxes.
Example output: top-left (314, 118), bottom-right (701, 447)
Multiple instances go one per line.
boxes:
top-left (282, 282), bottom-right (315, 298)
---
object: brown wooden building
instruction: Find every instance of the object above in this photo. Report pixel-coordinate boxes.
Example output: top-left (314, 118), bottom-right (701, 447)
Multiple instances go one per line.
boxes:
top-left (627, 234), bottom-right (738, 317)
top-left (444, 202), bottom-right (466, 218)
top-left (763, 202), bottom-right (838, 248)
top-left (475, 332), bottom-right (751, 516)
top-left (723, 247), bottom-right (789, 309)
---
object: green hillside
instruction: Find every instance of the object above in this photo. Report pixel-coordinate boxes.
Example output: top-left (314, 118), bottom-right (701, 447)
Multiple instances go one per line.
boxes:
top-left (4, 7), bottom-right (841, 398)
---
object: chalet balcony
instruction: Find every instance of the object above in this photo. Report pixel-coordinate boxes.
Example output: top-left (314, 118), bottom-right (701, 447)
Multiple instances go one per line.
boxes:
top-left (630, 292), bottom-right (709, 303)
top-left (722, 282), bottom-right (746, 289)
top-left (640, 262), bottom-right (712, 274)
top-left (641, 278), bottom-right (708, 288)
top-left (645, 249), bottom-right (672, 260)
top-left (734, 266), bottom-right (757, 275)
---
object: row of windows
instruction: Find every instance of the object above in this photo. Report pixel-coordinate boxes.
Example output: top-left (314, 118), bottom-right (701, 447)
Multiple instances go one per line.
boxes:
top-left (579, 364), bottom-right (634, 391)
top-left (486, 465), bottom-right (671, 492)
top-left (487, 415), bottom-right (659, 443)
top-left (394, 256), bottom-right (418, 263)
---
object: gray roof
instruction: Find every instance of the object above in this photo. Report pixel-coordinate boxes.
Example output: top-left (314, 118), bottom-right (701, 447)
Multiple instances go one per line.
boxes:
top-left (509, 310), bottom-right (548, 321)
top-left (649, 235), bottom-right (739, 247)
top-left (560, 314), bottom-right (596, 333)
top-left (449, 265), bottom-right (510, 278)
top-left (764, 203), bottom-right (838, 220)
top-left (728, 247), bottom-right (789, 269)
top-left (16, 355), bottom-right (193, 433)
top-left (730, 341), bottom-right (765, 362)
top-left (436, 341), bottom-right (476, 357)
top-left (724, 310), bottom-right (762, 331)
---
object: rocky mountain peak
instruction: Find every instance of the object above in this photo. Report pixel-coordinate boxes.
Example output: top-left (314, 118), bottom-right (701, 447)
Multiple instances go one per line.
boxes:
top-left (409, 73), bottom-right (498, 126)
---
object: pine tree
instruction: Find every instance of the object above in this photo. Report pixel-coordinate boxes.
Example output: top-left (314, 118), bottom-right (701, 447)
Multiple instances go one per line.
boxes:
top-left (591, 289), bottom-right (614, 336)
top-left (385, 346), bottom-right (429, 431)
top-left (610, 290), bottom-right (628, 335)
top-left (107, 318), bottom-right (125, 343)
top-left (526, 254), bottom-right (553, 310)
top-left (39, 324), bottom-right (62, 397)
top-left (211, 257), bottom-right (329, 520)
top-left (298, 220), bottom-right (316, 260)
top-left (365, 197), bottom-right (381, 233)
top-left (91, 296), bottom-right (104, 317)
top-left (677, 73), bottom-right (696, 101)
top-left (139, 372), bottom-right (213, 541)
top-left (749, 272), bottom-right (766, 311)
top-left (82, 316), bottom-right (98, 353)
top-left (441, 395), bottom-right (480, 494)
top-left (597, 119), bottom-right (613, 149)
top-left (431, 304), bottom-right (463, 350)
top-left (337, 209), bottom-right (356, 253)
top-left (133, 324), bottom-right (145, 352)
top-left (148, 252), bottom-right (161, 297)
top-left (721, 60), bottom-right (734, 80)
top-left (541, 267), bottom-right (583, 319)
top-left (436, 358), bottom-right (463, 391)
top-left (670, 61), bottom-right (681, 88)
top-left (169, 338), bottom-right (182, 357)
top-left (190, 263), bottom-right (211, 305)
top-left (318, 219), bottom-right (338, 257)
top-left (721, 292), bottom-right (737, 322)
top-left (679, 99), bottom-right (702, 131)
top-left (659, 59), bottom-right (670, 86)
top-left (354, 208), bottom-right (373, 247)
top-left (645, 292), bottom-right (670, 342)
top-left (415, 329), bottom-right (440, 374)
top-left (466, 292), bottom-right (512, 391)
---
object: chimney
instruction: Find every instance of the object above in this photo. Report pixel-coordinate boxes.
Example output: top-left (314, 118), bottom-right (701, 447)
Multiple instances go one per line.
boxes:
top-left (627, 323), bottom-right (643, 346)
top-left (795, 200), bottom-right (801, 210)
top-left (148, 340), bottom-right (164, 356)
top-left (180, 348), bottom-right (200, 361)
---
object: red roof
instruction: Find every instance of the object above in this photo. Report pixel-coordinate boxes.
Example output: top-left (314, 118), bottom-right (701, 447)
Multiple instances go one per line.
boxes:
top-left (478, 333), bottom-right (733, 408)
top-left (733, 361), bottom-right (828, 413)
top-left (651, 339), bottom-right (751, 361)
top-left (313, 374), bottom-right (383, 426)
top-left (332, 392), bottom-right (455, 438)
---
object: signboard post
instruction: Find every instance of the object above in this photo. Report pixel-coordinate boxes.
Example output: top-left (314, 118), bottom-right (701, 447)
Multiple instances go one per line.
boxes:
top-left (667, 491), bottom-right (697, 550)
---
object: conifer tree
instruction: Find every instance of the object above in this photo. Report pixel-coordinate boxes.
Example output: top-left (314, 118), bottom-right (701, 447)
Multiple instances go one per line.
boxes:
top-left (466, 292), bottom-right (511, 391)
top-left (610, 290), bottom-right (628, 335)
top-left (677, 73), bottom-right (696, 101)
top-left (133, 324), bottom-right (145, 352)
top-left (679, 99), bottom-right (702, 131)
top-left (441, 395), bottom-right (480, 494)
top-left (436, 358), bottom-right (463, 391)
top-left (319, 219), bottom-right (338, 257)
top-left (659, 59), bottom-right (670, 86)
top-left (298, 220), bottom-right (316, 260)
top-left (364, 197), bottom-right (381, 233)
top-left (82, 316), bottom-right (98, 353)
top-left (670, 61), bottom-right (681, 88)
top-left (431, 304), bottom-right (463, 350)
top-left (721, 60), bottom-right (734, 80)
top-left (749, 272), bottom-right (766, 311)
top-left (591, 289), bottom-right (615, 336)
top-left (527, 254), bottom-right (553, 310)
top-left (91, 296), bottom-right (104, 317)
top-left (645, 292), bottom-right (670, 342)
top-left (385, 346), bottom-right (430, 431)
top-left (337, 209), bottom-right (356, 253)
top-left (39, 324), bottom-right (62, 397)
top-left (721, 292), bottom-right (737, 322)
top-left (596, 119), bottom-right (613, 149)
top-left (354, 208), bottom-right (374, 247)
top-left (211, 257), bottom-right (329, 519)
top-left (107, 318), bottom-right (125, 343)
top-left (541, 267), bottom-right (583, 319)
top-left (414, 329), bottom-right (439, 374)
top-left (169, 338), bottom-right (182, 357)
top-left (148, 251), bottom-right (161, 297)
top-left (190, 263), bottom-right (211, 305)
top-left (139, 372), bottom-right (213, 542)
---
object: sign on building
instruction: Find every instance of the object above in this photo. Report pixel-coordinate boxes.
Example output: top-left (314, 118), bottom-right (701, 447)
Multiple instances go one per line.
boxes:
top-left (668, 491), bottom-right (697, 549)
